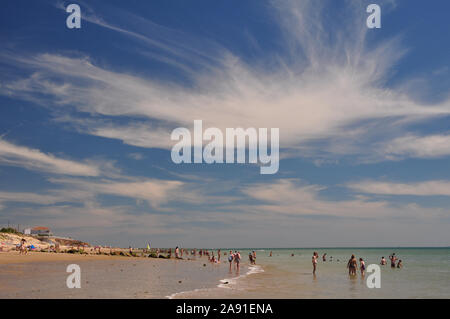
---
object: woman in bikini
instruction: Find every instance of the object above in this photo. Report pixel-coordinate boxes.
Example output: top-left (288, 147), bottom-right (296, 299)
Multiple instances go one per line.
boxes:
top-left (312, 252), bottom-right (318, 274)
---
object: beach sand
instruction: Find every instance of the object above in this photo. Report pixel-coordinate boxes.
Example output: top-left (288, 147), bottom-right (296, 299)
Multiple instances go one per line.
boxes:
top-left (0, 251), bottom-right (134, 264)
top-left (0, 251), bottom-right (247, 298)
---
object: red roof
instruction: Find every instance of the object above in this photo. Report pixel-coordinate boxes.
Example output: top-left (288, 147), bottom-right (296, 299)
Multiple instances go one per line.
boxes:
top-left (32, 226), bottom-right (50, 231)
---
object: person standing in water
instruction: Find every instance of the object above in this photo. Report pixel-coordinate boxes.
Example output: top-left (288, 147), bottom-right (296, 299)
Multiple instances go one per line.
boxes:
top-left (347, 254), bottom-right (357, 276)
top-left (322, 253), bottom-right (327, 262)
top-left (389, 253), bottom-right (397, 268)
top-left (359, 258), bottom-right (366, 276)
top-left (234, 251), bottom-right (241, 271)
top-left (252, 250), bottom-right (256, 264)
top-left (380, 256), bottom-right (387, 265)
top-left (397, 260), bottom-right (403, 268)
top-left (228, 250), bottom-right (234, 271)
top-left (269, 251), bottom-right (272, 257)
top-left (312, 252), bottom-right (319, 274)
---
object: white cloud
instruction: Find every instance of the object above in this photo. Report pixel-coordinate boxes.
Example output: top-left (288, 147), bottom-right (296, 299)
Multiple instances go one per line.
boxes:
top-left (382, 134), bottom-right (450, 159)
top-left (0, 139), bottom-right (99, 176)
top-left (347, 180), bottom-right (450, 196)
top-left (1, 1), bottom-right (449, 160)
top-left (241, 179), bottom-right (390, 218)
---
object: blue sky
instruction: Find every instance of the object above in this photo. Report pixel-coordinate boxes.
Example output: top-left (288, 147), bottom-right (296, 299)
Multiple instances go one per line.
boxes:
top-left (0, 0), bottom-right (449, 248)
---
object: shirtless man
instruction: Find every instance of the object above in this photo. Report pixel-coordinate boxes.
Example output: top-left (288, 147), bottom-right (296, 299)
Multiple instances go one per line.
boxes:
top-left (389, 253), bottom-right (397, 268)
top-left (380, 256), bottom-right (387, 265)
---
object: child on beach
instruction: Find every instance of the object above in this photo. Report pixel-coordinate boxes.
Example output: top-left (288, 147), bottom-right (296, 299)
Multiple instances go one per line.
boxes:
top-left (397, 260), bottom-right (403, 268)
top-left (380, 256), bottom-right (387, 265)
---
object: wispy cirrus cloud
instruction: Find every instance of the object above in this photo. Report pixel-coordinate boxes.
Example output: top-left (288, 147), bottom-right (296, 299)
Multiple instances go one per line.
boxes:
top-left (381, 134), bottom-right (450, 160)
top-left (0, 139), bottom-right (100, 176)
top-left (1, 0), bottom-right (449, 164)
top-left (347, 180), bottom-right (450, 196)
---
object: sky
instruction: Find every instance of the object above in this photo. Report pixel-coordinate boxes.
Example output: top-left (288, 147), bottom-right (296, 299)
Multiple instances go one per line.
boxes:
top-left (0, 0), bottom-right (449, 248)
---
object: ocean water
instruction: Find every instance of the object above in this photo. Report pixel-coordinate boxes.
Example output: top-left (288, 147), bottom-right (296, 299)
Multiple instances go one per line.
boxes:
top-left (178, 248), bottom-right (450, 299)
top-left (1, 248), bottom-right (448, 298)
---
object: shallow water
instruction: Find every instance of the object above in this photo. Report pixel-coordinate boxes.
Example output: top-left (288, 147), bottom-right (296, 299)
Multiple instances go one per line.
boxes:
top-left (178, 248), bottom-right (450, 299)
top-left (1, 248), bottom-right (448, 298)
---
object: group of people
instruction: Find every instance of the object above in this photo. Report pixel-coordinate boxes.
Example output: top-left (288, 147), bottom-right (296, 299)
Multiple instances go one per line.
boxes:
top-left (227, 250), bottom-right (242, 270)
top-left (381, 253), bottom-right (403, 268)
top-left (249, 250), bottom-right (257, 265)
top-left (18, 238), bottom-right (27, 255)
top-left (312, 251), bottom-right (404, 276)
top-left (346, 254), bottom-right (366, 276)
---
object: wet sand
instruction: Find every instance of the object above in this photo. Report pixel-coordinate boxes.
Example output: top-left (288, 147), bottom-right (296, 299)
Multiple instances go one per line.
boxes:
top-left (0, 252), bottom-right (248, 298)
top-left (0, 251), bottom-right (133, 264)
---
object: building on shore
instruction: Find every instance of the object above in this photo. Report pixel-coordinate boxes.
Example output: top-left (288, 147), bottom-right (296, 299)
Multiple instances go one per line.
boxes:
top-left (24, 226), bottom-right (52, 236)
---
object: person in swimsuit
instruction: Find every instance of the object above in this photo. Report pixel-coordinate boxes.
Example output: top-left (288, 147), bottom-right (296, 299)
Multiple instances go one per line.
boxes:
top-left (380, 256), bottom-right (386, 265)
top-left (397, 260), bottom-right (403, 268)
top-left (228, 250), bottom-right (234, 270)
top-left (252, 251), bottom-right (256, 264)
top-left (347, 254), bottom-right (357, 275)
top-left (19, 238), bottom-right (27, 255)
top-left (359, 258), bottom-right (366, 276)
top-left (234, 251), bottom-right (241, 270)
top-left (269, 251), bottom-right (272, 257)
top-left (322, 253), bottom-right (327, 262)
top-left (389, 253), bottom-right (397, 268)
top-left (312, 252), bottom-right (318, 274)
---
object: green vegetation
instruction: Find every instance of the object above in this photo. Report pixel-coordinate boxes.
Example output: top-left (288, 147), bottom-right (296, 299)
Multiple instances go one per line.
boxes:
top-left (0, 227), bottom-right (20, 234)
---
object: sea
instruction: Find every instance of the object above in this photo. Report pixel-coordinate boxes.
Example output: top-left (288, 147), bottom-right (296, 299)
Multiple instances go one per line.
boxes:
top-left (1, 248), bottom-right (448, 298)
top-left (175, 247), bottom-right (450, 299)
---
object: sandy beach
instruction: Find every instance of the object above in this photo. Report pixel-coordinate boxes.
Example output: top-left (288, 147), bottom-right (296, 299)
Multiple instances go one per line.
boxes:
top-left (0, 250), bottom-right (249, 298)
top-left (0, 251), bottom-right (137, 265)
